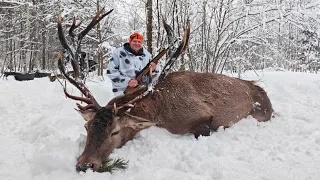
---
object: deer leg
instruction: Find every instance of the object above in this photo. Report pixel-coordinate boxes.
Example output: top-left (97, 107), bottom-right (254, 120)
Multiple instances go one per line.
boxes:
top-left (191, 118), bottom-right (213, 139)
top-left (251, 104), bottom-right (272, 122)
top-left (193, 124), bottom-right (210, 139)
top-left (250, 86), bottom-right (273, 122)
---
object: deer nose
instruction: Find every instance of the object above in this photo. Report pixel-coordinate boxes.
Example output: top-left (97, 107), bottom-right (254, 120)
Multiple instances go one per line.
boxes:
top-left (77, 155), bottom-right (103, 172)
top-left (76, 160), bottom-right (102, 172)
top-left (76, 163), bottom-right (93, 172)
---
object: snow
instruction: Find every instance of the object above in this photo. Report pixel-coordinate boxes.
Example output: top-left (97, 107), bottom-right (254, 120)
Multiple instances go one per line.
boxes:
top-left (1, 70), bottom-right (320, 180)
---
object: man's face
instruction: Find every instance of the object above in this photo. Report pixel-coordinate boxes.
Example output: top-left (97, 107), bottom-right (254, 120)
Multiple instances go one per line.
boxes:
top-left (129, 39), bottom-right (143, 53)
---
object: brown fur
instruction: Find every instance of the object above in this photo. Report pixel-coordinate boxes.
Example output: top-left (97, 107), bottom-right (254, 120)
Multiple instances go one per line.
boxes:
top-left (131, 71), bottom-right (272, 136)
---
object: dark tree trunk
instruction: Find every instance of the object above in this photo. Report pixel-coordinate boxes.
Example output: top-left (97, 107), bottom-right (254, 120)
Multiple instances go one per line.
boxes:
top-left (146, 0), bottom-right (153, 54)
top-left (96, 0), bottom-right (103, 76)
top-left (42, 29), bottom-right (46, 70)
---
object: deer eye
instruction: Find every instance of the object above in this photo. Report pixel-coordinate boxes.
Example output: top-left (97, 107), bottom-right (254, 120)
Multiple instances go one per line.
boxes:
top-left (111, 131), bottom-right (120, 136)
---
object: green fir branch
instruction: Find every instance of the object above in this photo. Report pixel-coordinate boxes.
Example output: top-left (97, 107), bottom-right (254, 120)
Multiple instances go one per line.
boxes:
top-left (98, 157), bottom-right (129, 173)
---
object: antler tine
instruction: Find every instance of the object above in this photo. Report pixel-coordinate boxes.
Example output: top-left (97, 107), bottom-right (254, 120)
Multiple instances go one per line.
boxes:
top-left (57, 12), bottom-right (75, 60)
top-left (116, 93), bottom-right (147, 110)
top-left (64, 88), bottom-right (92, 105)
top-left (106, 85), bottom-right (148, 109)
top-left (58, 52), bottom-right (101, 110)
top-left (76, 103), bottom-right (99, 111)
top-left (162, 16), bottom-right (175, 57)
top-left (182, 23), bottom-right (191, 52)
top-left (162, 16), bottom-right (174, 40)
top-left (69, 16), bottom-right (82, 38)
top-left (78, 8), bottom-right (114, 42)
top-left (109, 90), bottom-right (152, 112)
top-left (105, 93), bottom-right (148, 111)
top-left (170, 23), bottom-right (190, 58)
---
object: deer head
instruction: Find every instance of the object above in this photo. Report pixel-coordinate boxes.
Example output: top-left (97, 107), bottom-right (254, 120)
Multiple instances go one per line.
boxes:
top-left (57, 9), bottom-right (190, 172)
top-left (76, 106), bottom-right (156, 172)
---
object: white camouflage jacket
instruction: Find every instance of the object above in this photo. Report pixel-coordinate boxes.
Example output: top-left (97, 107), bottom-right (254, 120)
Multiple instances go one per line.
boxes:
top-left (106, 43), bottom-right (161, 93)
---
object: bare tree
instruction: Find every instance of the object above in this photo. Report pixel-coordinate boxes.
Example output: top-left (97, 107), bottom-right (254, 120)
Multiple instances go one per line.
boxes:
top-left (1, 0), bottom-right (320, 75)
top-left (146, 0), bottom-right (153, 53)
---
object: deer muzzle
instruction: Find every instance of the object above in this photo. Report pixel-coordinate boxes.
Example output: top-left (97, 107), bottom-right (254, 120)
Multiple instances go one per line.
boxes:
top-left (76, 156), bottom-right (102, 172)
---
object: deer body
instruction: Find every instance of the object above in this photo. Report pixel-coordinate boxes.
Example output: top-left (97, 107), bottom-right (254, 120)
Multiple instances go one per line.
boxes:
top-left (128, 71), bottom-right (272, 136)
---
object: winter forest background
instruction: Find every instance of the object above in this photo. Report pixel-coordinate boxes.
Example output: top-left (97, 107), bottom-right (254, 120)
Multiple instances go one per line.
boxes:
top-left (1, 0), bottom-right (320, 76)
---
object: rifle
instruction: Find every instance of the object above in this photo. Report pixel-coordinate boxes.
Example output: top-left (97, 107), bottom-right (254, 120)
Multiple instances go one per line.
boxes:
top-left (124, 48), bottom-right (168, 95)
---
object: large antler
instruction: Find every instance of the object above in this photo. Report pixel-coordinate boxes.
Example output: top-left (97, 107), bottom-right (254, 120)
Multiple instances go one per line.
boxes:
top-left (57, 8), bottom-right (113, 112)
top-left (158, 19), bottom-right (190, 82)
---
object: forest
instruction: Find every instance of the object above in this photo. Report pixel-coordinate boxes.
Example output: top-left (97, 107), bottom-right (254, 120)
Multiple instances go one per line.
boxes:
top-left (1, 0), bottom-right (320, 76)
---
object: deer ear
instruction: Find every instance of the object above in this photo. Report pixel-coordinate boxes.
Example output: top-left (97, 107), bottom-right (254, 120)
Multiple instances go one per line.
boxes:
top-left (75, 109), bottom-right (96, 121)
top-left (123, 113), bottom-right (156, 130)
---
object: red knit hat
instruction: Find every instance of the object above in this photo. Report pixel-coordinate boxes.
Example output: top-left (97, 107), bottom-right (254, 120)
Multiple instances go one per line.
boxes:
top-left (129, 32), bottom-right (143, 42)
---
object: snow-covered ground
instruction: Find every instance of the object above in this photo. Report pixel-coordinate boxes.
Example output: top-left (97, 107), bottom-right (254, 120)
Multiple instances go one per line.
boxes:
top-left (1, 70), bottom-right (319, 180)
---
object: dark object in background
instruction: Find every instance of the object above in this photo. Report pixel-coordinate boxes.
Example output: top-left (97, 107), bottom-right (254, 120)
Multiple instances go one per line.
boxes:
top-left (64, 51), bottom-right (97, 77)
top-left (79, 51), bottom-right (87, 71)
top-left (35, 71), bottom-right (52, 78)
top-left (14, 73), bottom-right (35, 81)
top-left (88, 60), bottom-right (98, 72)
top-left (4, 71), bottom-right (19, 77)
top-left (79, 52), bottom-right (97, 72)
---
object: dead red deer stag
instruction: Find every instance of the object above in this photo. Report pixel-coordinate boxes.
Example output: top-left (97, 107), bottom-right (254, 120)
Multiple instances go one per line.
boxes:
top-left (57, 10), bottom-right (273, 173)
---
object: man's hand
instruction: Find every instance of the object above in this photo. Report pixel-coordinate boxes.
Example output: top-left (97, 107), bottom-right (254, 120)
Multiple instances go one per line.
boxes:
top-left (128, 79), bottom-right (138, 87)
top-left (149, 62), bottom-right (156, 71)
